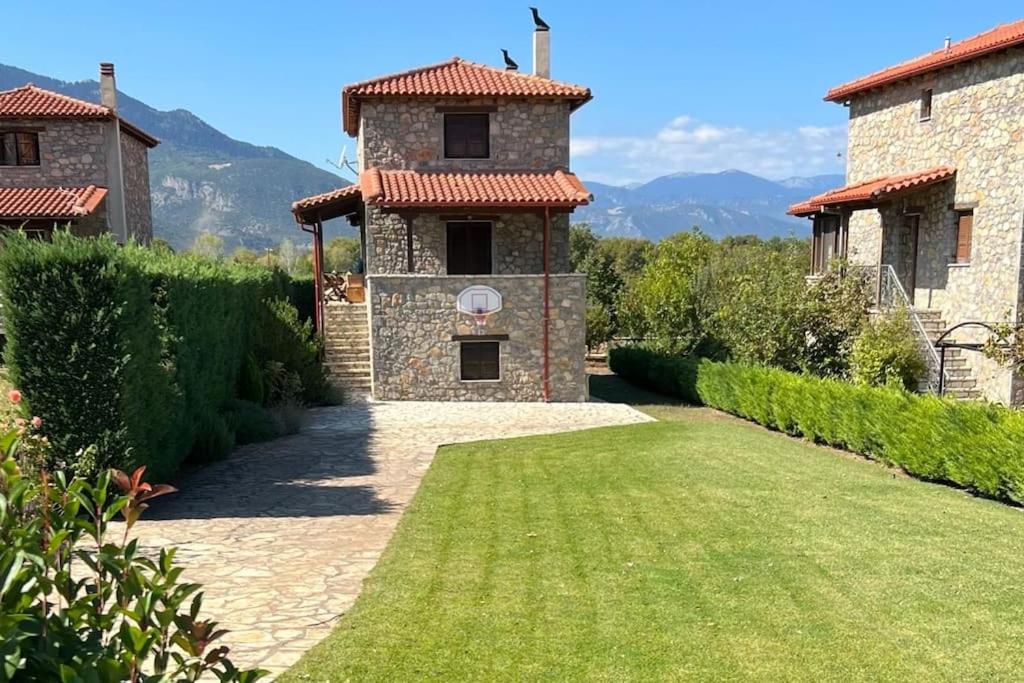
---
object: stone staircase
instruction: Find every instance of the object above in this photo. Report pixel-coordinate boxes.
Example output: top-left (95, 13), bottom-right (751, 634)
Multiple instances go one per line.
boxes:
top-left (913, 309), bottom-right (980, 400)
top-left (323, 303), bottom-right (371, 395)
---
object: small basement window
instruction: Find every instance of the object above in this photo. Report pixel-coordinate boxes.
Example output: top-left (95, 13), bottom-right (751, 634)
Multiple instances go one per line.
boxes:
top-left (920, 88), bottom-right (933, 121)
top-left (444, 113), bottom-right (489, 159)
top-left (0, 131), bottom-right (40, 166)
top-left (460, 341), bottom-right (500, 381)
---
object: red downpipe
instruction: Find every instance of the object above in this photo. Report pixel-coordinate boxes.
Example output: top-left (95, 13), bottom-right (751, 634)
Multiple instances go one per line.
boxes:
top-left (542, 206), bottom-right (551, 402)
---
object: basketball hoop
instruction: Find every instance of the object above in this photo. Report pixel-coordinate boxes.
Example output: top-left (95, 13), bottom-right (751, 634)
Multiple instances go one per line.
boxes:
top-left (457, 285), bottom-right (502, 329)
top-left (472, 309), bottom-right (489, 327)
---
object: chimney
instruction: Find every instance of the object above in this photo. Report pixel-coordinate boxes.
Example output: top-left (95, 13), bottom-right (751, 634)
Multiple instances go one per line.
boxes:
top-left (532, 11), bottom-right (550, 78)
top-left (99, 62), bottom-right (117, 111)
top-left (944, 36), bottom-right (951, 50)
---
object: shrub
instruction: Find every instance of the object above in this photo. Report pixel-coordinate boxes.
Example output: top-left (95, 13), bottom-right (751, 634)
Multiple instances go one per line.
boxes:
top-left (254, 298), bottom-right (329, 405)
top-left (238, 352), bottom-right (266, 405)
top-left (225, 399), bottom-right (282, 445)
top-left (190, 413), bottom-right (236, 464)
top-left (0, 232), bottom-right (317, 479)
top-left (609, 346), bottom-right (1024, 503)
top-left (0, 421), bottom-right (265, 681)
top-left (851, 308), bottom-right (928, 389)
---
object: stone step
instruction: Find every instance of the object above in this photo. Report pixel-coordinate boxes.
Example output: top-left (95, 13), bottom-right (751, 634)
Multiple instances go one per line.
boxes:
top-left (943, 378), bottom-right (977, 389)
top-left (329, 379), bottom-right (372, 390)
top-left (948, 388), bottom-right (982, 400)
top-left (323, 345), bottom-right (370, 355)
top-left (912, 309), bottom-right (943, 319)
top-left (324, 359), bottom-right (371, 370)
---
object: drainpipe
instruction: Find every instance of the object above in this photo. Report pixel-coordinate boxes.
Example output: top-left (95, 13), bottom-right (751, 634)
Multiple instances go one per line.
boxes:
top-left (542, 206), bottom-right (551, 402)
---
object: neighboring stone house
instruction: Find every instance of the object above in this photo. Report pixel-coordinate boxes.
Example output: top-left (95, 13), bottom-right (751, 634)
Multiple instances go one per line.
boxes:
top-left (0, 63), bottom-right (158, 242)
top-left (293, 16), bottom-right (592, 401)
top-left (789, 19), bottom-right (1024, 404)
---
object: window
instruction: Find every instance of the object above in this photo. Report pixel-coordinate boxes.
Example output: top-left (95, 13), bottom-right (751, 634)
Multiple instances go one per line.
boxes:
top-left (446, 221), bottom-right (492, 274)
top-left (920, 88), bottom-right (933, 121)
top-left (955, 210), bottom-right (973, 264)
top-left (460, 341), bottom-right (500, 381)
top-left (444, 113), bottom-right (489, 159)
top-left (0, 131), bottom-right (40, 166)
top-left (811, 214), bottom-right (844, 274)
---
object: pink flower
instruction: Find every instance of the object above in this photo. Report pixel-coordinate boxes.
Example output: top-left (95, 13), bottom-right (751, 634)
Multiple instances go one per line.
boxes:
top-left (7, 390), bottom-right (21, 403)
top-left (30, 416), bottom-right (42, 428)
top-left (13, 418), bottom-right (24, 427)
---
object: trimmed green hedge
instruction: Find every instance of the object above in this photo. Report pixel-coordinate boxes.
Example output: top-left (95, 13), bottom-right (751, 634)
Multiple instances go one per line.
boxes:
top-left (609, 346), bottom-right (1024, 503)
top-left (0, 232), bottom-right (325, 480)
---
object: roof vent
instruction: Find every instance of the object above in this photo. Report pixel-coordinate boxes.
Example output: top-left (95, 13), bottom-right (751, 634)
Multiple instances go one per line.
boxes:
top-left (944, 36), bottom-right (951, 50)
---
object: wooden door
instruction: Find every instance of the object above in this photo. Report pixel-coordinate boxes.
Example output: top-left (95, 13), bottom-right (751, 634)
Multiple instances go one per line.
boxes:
top-left (900, 215), bottom-right (920, 303)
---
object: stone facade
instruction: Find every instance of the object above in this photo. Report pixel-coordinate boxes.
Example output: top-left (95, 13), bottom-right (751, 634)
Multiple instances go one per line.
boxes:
top-left (843, 46), bottom-right (1024, 403)
top-left (0, 116), bottom-right (153, 242)
top-left (365, 208), bottom-right (570, 276)
top-left (368, 274), bottom-right (586, 401)
top-left (120, 130), bottom-right (153, 242)
top-left (357, 98), bottom-right (571, 171)
top-left (349, 83), bottom-right (587, 402)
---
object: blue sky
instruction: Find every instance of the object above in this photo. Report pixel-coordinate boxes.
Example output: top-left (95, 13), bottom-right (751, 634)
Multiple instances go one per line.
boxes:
top-left (6, 1), bottom-right (1019, 184)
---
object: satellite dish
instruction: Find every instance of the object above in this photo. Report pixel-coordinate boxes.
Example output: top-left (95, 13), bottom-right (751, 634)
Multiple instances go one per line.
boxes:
top-left (326, 145), bottom-right (359, 179)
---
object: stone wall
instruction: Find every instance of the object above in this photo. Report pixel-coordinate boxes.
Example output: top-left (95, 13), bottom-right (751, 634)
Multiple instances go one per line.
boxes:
top-left (120, 130), bottom-right (153, 243)
top-left (845, 46), bottom-right (1024, 403)
top-left (0, 118), bottom-right (108, 188)
top-left (357, 98), bottom-right (571, 171)
top-left (365, 209), bottom-right (571, 276)
top-left (367, 274), bottom-right (587, 401)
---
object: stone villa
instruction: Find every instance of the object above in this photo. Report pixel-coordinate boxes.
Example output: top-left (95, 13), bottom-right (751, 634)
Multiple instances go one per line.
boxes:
top-left (293, 14), bottom-right (591, 401)
top-left (0, 63), bottom-right (157, 242)
top-left (789, 19), bottom-right (1024, 404)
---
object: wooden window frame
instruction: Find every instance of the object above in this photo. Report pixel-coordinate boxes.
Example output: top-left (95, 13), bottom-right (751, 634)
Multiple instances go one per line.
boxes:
top-left (443, 112), bottom-right (490, 160)
top-left (0, 131), bottom-right (40, 166)
top-left (446, 220), bottom-right (493, 275)
top-left (459, 341), bottom-right (501, 382)
top-left (811, 213), bottom-right (844, 274)
top-left (954, 210), bottom-right (973, 265)
top-left (920, 88), bottom-right (933, 121)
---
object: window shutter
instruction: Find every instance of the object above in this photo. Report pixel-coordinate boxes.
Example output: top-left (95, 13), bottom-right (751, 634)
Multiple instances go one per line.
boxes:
top-left (955, 212), bottom-right (973, 263)
top-left (15, 133), bottom-right (39, 165)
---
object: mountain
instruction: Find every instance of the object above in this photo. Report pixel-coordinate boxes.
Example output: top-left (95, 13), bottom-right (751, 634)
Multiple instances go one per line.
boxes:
top-left (577, 170), bottom-right (845, 241)
top-left (0, 64), bottom-right (345, 251)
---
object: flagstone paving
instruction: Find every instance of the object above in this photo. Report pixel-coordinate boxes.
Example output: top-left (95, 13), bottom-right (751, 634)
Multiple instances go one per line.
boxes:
top-left (127, 398), bottom-right (653, 678)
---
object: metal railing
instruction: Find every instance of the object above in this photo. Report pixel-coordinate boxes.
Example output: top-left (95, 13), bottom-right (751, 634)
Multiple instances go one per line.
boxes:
top-left (848, 264), bottom-right (948, 393)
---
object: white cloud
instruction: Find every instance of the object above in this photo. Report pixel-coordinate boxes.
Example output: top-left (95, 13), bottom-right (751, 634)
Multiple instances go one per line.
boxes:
top-left (571, 115), bottom-right (847, 186)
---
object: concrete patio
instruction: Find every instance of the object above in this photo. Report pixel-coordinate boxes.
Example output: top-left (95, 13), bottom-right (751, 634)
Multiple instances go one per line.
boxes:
top-left (128, 398), bottom-right (652, 678)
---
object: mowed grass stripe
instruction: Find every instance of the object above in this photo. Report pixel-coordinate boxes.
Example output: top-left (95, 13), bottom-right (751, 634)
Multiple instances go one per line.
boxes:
top-left (283, 414), bottom-right (1024, 681)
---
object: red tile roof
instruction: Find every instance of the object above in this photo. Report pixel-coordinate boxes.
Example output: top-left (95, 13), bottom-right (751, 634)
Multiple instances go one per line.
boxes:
top-left (362, 168), bottom-right (591, 208)
top-left (342, 57), bottom-right (592, 135)
top-left (0, 85), bottom-right (159, 147)
top-left (788, 166), bottom-right (956, 216)
top-left (292, 169), bottom-right (592, 223)
top-left (826, 20), bottom-right (1024, 101)
top-left (0, 186), bottom-right (108, 219)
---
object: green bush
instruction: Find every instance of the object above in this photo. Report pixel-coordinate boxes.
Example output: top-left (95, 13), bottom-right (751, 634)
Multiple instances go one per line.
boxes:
top-left (0, 232), bottom-right (320, 479)
top-left (0, 429), bottom-right (265, 681)
top-left (254, 298), bottom-right (329, 405)
top-left (609, 346), bottom-right (1024, 503)
top-left (851, 308), bottom-right (928, 389)
top-left (190, 413), bottom-right (236, 464)
top-left (224, 399), bottom-right (281, 445)
top-left (238, 352), bottom-right (266, 405)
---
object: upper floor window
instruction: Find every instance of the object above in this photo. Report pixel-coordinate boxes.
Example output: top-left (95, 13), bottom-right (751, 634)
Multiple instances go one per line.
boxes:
top-left (0, 131), bottom-right (40, 166)
top-left (920, 88), bottom-right (933, 121)
top-left (447, 221), bottom-right (492, 274)
top-left (954, 210), bottom-right (973, 264)
top-left (444, 113), bottom-right (489, 159)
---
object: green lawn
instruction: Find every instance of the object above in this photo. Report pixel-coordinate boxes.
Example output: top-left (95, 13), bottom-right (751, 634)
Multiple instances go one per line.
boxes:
top-left (283, 375), bottom-right (1024, 681)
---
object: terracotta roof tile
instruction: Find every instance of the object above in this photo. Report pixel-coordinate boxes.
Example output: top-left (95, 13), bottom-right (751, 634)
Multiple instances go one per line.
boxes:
top-left (0, 85), bottom-right (159, 147)
top-left (291, 183), bottom-right (360, 212)
top-left (788, 166), bottom-right (956, 216)
top-left (0, 186), bottom-right (108, 219)
top-left (343, 57), bottom-right (591, 135)
top-left (826, 20), bottom-right (1024, 101)
top-left (363, 168), bottom-right (592, 208)
top-left (292, 169), bottom-right (592, 223)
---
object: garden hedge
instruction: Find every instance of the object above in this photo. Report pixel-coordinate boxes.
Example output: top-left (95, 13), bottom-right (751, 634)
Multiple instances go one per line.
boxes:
top-left (609, 346), bottom-right (1024, 503)
top-left (0, 232), bottom-right (325, 480)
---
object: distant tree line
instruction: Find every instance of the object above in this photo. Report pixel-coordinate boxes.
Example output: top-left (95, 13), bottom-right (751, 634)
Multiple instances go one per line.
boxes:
top-left (186, 232), bottom-right (361, 277)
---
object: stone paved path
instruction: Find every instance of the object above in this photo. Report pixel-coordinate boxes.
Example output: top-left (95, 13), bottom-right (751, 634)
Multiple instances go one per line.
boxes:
top-left (129, 399), bottom-right (652, 678)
